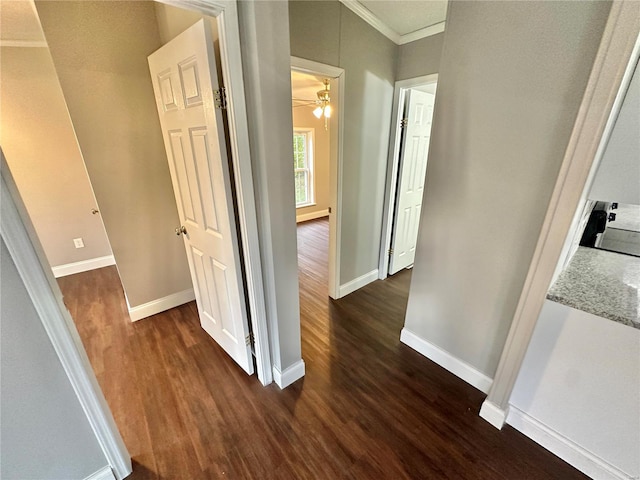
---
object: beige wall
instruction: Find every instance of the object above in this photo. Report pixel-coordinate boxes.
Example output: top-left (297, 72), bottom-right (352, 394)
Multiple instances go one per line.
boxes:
top-left (404, 1), bottom-right (612, 377)
top-left (396, 32), bottom-right (444, 81)
top-left (289, 1), bottom-right (397, 284)
top-left (292, 105), bottom-right (330, 220)
top-left (0, 47), bottom-right (112, 268)
top-left (154, 3), bottom-right (217, 45)
top-left (36, 1), bottom-right (192, 307)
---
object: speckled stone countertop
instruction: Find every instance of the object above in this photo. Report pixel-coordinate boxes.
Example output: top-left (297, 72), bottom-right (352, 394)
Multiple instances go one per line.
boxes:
top-left (547, 247), bottom-right (639, 328)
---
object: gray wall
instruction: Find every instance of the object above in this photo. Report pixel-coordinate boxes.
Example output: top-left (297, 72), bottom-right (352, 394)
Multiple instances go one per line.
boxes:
top-left (1, 239), bottom-right (107, 479)
top-left (396, 32), bottom-right (444, 81)
top-left (404, 1), bottom-right (612, 377)
top-left (36, 1), bottom-right (192, 308)
top-left (289, 0), bottom-right (397, 284)
top-left (238, 0), bottom-right (302, 371)
top-left (0, 46), bottom-right (113, 268)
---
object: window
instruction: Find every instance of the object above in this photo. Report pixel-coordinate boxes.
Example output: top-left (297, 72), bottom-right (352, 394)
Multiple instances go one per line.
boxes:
top-left (293, 129), bottom-right (314, 208)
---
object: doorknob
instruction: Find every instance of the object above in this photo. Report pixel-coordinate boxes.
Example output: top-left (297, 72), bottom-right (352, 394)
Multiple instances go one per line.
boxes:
top-left (175, 225), bottom-right (187, 236)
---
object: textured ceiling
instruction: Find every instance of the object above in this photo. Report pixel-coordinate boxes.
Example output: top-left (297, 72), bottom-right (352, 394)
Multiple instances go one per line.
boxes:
top-left (358, 0), bottom-right (447, 35)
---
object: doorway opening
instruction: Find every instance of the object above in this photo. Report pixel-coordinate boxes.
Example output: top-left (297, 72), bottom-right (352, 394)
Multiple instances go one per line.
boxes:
top-left (290, 58), bottom-right (345, 300)
top-left (1, 1), bottom-right (267, 477)
top-left (380, 74), bottom-right (439, 279)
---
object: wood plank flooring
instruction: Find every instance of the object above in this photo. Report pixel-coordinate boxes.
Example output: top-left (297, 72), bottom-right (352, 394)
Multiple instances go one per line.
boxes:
top-left (58, 217), bottom-right (586, 479)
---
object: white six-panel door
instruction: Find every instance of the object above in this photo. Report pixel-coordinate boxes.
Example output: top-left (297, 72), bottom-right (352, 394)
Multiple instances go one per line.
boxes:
top-left (148, 20), bottom-right (253, 374)
top-left (389, 89), bottom-right (435, 275)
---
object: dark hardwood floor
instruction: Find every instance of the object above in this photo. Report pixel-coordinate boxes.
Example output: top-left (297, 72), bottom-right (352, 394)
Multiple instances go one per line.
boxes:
top-left (58, 217), bottom-right (586, 479)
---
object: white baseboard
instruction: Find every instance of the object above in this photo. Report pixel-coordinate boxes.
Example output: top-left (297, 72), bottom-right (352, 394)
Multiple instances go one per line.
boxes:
top-left (479, 400), bottom-right (508, 429)
top-left (296, 209), bottom-right (329, 223)
top-left (507, 405), bottom-right (633, 480)
top-left (338, 269), bottom-right (379, 298)
top-left (52, 255), bottom-right (115, 278)
top-left (273, 359), bottom-right (305, 389)
top-left (400, 328), bottom-right (493, 393)
top-left (128, 288), bottom-right (195, 322)
top-left (84, 466), bottom-right (116, 480)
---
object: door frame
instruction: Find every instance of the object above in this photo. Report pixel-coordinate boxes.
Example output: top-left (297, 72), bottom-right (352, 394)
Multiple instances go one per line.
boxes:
top-left (1, 151), bottom-right (133, 479)
top-left (1, 1), bottom-right (271, 478)
top-left (479, 2), bottom-right (640, 429)
top-left (379, 74), bottom-right (438, 280)
top-left (290, 56), bottom-right (345, 299)
top-left (158, 0), bottom-right (271, 385)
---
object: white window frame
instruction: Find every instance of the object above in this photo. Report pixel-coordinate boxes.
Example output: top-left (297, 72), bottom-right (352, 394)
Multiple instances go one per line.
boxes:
top-left (293, 128), bottom-right (315, 208)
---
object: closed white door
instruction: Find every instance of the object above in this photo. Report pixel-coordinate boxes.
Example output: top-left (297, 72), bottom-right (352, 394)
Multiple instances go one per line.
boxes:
top-left (148, 20), bottom-right (253, 374)
top-left (389, 89), bottom-right (435, 275)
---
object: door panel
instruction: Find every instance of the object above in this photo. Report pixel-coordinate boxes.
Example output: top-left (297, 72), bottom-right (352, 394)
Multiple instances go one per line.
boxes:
top-left (389, 89), bottom-right (435, 275)
top-left (148, 19), bottom-right (253, 374)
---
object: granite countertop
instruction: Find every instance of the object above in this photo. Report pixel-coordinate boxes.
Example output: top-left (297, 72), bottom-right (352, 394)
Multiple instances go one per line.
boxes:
top-left (547, 246), bottom-right (639, 328)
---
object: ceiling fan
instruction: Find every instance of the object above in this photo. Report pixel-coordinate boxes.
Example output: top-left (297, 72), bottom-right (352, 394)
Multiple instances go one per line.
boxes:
top-left (292, 78), bottom-right (332, 129)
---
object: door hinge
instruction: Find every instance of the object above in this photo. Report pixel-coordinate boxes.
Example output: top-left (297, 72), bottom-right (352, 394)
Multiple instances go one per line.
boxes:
top-left (400, 118), bottom-right (408, 129)
top-left (388, 248), bottom-right (393, 255)
top-left (214, 87), bottom-right (227, 110)
top-left (245, 332), bottom-right (254, 346)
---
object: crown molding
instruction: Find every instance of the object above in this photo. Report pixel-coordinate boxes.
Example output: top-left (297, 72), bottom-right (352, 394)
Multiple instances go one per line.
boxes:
top-left (399, 21), bottom-right (446, 45)
top-left (339, 0), bottom-right (444, 46)
top-left (0, 39), bottom-right (47, 48)
top-left (340, 0), bottom-right (400, 43)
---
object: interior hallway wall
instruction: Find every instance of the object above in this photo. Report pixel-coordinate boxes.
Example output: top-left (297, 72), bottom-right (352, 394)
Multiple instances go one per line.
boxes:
top-left (0, 46), bottom-right (113, 269)
top-left (237, 0), bottom-right (303, 375)
top-left (289, 0), bottom-right (396, 285)
top-left (396, 32), bottom-right (444, 81)
top-left (36, 1), bottom-right (192, 308)
top-left (403, 0), bottom-right (612, 378)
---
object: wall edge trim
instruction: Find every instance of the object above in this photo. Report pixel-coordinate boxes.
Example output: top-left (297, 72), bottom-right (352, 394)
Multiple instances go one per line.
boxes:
top-left (507, 405), bottom-right (634, 480)
top-left (338, 269), bottom-right (378, 298)
top-left (479, 400), bottom-right (508, 429)
top-left (52, 255), bottom-right (116, 278)
top-left (296, 209), bottom-right (329, 223)
top-left (128, 289), bottom-right (195, 322)
top-left (84, 466), bottom-right (116, 480)
top-left (273, 359), bottom-right (306, 389)
top-left (400, 328), bottom-right (493, 393)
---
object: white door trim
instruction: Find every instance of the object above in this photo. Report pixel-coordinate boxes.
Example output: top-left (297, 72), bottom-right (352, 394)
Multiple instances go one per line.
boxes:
top-left (157, 0), bottom-right (272, 385)
top-left (291, 56), bottom-right (345, 299)
top-left (1, 153), bottom-right (132, 480)
top-left (480, 3), bottom-right (640, 428)
top-left (379, 74), bottom-right (438, 279)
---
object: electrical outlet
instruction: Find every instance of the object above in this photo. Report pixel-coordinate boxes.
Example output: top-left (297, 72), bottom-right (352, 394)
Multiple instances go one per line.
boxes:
top-left (73, 238), bottom-right (85, 249)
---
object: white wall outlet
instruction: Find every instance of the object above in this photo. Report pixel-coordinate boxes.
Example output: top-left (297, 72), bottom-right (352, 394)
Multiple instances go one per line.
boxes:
top-left (73, 238), bottom-right (85, 248)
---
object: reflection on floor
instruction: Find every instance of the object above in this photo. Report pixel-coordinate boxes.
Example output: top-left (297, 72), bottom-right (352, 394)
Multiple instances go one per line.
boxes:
top-left (57, 217), bottom-right (586, 479)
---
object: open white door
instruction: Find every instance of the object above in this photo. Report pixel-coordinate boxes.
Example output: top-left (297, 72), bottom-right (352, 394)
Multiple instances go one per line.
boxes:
top-left (389, 89), bottom-right (435, 275)
top-left (148, 20), bottom-right (253, 374)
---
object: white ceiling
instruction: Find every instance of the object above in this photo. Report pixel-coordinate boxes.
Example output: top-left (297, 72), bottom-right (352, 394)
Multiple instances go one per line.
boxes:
top-left (0, 0), bottom-right (45, 44)
top-left (340, 0), bottom-right (447, 45)
top-left (359, 1), bottom-right (447, 35)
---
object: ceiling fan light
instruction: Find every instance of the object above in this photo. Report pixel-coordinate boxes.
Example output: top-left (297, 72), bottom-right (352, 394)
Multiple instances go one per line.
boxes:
top-left (323, 105), bottom-right (332, 118)
top-left (313, 106), bottom-right (323, 119)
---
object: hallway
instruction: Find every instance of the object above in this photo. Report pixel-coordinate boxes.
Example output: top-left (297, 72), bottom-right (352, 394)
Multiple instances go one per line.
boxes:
top-left (58, 217), bottom-right (586, 479)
